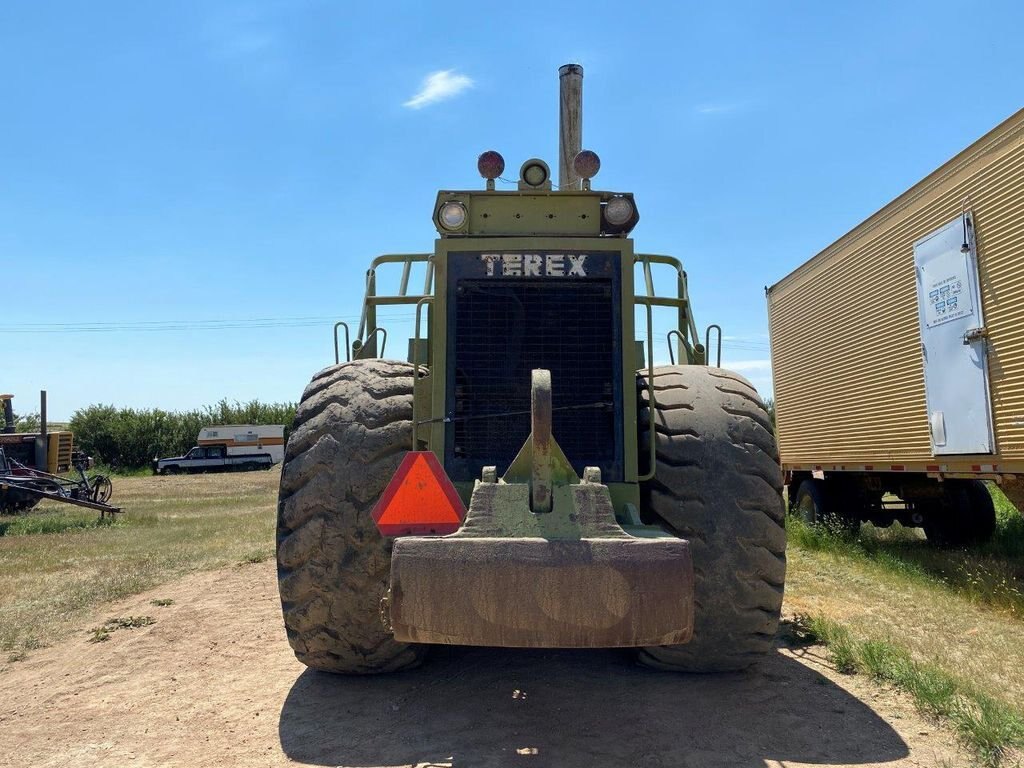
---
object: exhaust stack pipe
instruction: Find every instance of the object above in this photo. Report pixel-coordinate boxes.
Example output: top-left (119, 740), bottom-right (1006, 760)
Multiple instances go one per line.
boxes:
top-left (35, 390), bottom-right (48, 470)
top-left (558, 64), bottom-right (583, 191)
top-left (1, 396), bottom-right (14, 434)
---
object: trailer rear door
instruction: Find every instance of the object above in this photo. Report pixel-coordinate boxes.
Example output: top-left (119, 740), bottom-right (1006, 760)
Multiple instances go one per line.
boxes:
top-left (914, 213), bottom-right (994, 455)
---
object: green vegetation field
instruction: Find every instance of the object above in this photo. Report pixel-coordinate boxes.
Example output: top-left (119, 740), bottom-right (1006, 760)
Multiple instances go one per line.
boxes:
top-left (1, 469), bottom-right (1022, 763)
top-left (67, 399), bottom-right (296, 469)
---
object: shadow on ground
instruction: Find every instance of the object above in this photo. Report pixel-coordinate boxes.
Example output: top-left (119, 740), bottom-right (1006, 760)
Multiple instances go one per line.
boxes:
top-left (279, 640), bottom-right (909, 768)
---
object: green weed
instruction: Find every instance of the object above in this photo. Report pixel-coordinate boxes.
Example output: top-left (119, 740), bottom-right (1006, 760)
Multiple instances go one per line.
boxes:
top-left (88, 615), bottom-right (155, 643)
top-left (239, 548), bottom-right (270, 565)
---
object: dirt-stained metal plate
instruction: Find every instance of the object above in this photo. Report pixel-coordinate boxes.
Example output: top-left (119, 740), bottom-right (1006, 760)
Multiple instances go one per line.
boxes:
top-left (389, 536), bottom-right (693, 648)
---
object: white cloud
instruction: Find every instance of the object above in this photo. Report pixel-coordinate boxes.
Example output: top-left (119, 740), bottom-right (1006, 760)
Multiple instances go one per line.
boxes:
top-left (723, 359), bottom-right (772, 372)
top-left (694, 103), bottom-right (741, 115)
top-left (723, 332), bottom-right (769, 341)
top-left (404, 70), bottom-right (474, 110)
top-left (219, 31), bottom-right (275, 58)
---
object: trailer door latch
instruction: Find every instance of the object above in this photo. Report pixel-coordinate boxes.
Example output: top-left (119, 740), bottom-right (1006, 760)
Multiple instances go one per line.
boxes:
top-left (963, 326), bottom-right (989, 345)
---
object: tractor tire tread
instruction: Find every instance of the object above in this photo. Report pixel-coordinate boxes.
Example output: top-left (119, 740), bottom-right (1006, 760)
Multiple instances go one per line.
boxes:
top-left (638, 365), bottom-right (786, 672)
top-left (276, 359), bottom-right (426, 674)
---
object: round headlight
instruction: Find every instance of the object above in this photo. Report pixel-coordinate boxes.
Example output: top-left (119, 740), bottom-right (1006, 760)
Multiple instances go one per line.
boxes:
top-left (520, 159), bottom-right (549, 188)
top-left (604, 195), bottom-right (634, 226)
top-left (439, 201), bottom-right (467, 231)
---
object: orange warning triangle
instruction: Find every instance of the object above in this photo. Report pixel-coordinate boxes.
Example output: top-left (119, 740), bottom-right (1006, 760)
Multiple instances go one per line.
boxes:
top-left (372, 451), bottom-right (466, 537)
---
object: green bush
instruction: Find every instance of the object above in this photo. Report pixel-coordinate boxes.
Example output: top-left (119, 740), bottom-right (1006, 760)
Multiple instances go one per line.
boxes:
top-left (13, 411), bottom-right (41, 433)
top-left (69, 399), bottom-right (296, 469)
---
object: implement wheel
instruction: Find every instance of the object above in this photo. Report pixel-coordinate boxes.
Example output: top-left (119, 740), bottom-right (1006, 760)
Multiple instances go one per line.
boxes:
top-left (0, 490), bottom-right (42, 514)
top-left (276, 359), bottom-right (427, 674)
top-left (637, 365), bottom-right (786, 672)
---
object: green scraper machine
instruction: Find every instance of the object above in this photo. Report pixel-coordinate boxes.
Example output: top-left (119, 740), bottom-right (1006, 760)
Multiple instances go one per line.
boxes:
top-left (276, 65), bottom-right (786, 673)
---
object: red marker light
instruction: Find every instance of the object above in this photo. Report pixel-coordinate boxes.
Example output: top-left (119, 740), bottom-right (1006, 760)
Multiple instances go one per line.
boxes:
top-left (372, 452), bottom-right (466, 537)
top-left (477, 150), bottom-right (505, 180)
top-left (573, 149), bottom-right (601, 180)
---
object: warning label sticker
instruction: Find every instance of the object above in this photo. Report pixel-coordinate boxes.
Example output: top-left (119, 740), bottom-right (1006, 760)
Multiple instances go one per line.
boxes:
top-left (922, 251), bottom-right (974, 328)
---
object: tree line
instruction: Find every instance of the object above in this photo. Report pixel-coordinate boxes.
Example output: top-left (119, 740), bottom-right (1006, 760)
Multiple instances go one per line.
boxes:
top-left (69, 399), bottom-right (296, 469)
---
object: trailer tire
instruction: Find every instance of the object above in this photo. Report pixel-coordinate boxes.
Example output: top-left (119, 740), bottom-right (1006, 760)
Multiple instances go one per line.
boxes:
top-left (966, 481), bottom-right (997, 543)
top-left (793, 478), bottom-right (861, 534)
top-left (923, 479), bottom-right (996, 547)
top-left (794, 479), bottom-right (826, 525)
top-left (637, 365), bottom-right (786, 672)
top-left (276, 359), bottom-right (427, 674)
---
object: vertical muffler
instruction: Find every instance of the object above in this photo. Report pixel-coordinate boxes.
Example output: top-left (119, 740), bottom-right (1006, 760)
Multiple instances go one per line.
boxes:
top-left (558, 63), bottom-right (583, 191)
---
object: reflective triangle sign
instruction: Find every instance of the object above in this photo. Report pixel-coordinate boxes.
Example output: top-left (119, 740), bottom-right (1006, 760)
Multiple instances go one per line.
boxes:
top-left (372, 451), bottom-right (466, 537)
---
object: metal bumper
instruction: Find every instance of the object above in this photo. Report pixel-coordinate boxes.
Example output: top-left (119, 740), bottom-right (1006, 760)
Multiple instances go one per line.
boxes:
top-left (389, 531), bottom-right (693, 648)
top-left (386, 368), bottom-right (694, 649)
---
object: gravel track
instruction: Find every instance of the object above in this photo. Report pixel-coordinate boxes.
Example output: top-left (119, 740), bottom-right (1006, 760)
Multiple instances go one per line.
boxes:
top-left (0, 560), bottom-right (970, 767)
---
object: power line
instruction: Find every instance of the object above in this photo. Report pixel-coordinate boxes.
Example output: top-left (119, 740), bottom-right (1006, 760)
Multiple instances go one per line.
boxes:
top-left (0, 312), bottom-right (417, 334)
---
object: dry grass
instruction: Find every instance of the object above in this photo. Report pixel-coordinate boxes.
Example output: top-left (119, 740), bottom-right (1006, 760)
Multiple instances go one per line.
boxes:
top-left (792, 614), bottom-right (1024, 766)
top-left (0, 469), bottom-right (278, 661)
top-left (785, 543), bottom-right (1024, 710)
top-left (4, 464), bottom-right (1023, 762)
top-left (785, 500), bottom-right (1024, 766)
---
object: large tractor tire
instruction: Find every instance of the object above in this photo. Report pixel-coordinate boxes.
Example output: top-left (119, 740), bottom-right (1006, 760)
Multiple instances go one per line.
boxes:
top-left (637, 365), bottom-right (786, 672)
top-left (276, 359), bottom-right (427, 674)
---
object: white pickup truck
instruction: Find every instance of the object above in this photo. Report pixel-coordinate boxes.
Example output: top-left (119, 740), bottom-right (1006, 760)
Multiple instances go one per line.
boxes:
top-left (153, 425), bottom-right (285, 475)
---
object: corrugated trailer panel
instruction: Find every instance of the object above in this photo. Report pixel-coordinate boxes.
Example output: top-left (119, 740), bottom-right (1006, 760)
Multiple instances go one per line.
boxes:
top-left (769, 109), bottom-right (1024, 472)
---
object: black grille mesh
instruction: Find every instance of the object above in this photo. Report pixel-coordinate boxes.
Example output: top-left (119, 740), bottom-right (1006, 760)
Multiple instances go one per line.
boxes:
top-left (452, 279), bottom-right (616, 471)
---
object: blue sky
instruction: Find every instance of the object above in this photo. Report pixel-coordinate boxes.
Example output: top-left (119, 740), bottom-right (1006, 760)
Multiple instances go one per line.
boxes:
top-left (3, 1), bottom-right (1022, 420)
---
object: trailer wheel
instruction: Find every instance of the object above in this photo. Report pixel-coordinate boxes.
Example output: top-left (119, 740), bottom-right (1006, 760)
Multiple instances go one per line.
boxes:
top-left (637, 365), bottom-right (786, 672)
top-left (794, 479), bottom-right (826, 524)
top-left (276, 359), bottom-right (427, 674)
top-left (793, 479), bottom-right (861, 533)
top-left (966, 481), bottom-right (997, 543)
top-left (923, 479), bottom-right (996, 547)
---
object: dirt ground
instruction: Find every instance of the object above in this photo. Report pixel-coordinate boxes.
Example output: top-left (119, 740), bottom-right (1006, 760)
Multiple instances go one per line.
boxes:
top-left (0, 561), bottom-right (971, 768)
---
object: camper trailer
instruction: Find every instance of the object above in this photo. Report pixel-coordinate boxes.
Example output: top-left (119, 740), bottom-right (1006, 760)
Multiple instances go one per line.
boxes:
top-left (154, 425), bottom-right (285, 475)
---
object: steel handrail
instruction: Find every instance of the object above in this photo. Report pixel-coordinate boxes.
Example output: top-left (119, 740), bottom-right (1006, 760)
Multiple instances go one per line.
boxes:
top-left (705, 324), bottom-right (722, 367)
top-left (634, 296), bottom-right (657, 482)
top-left (411, 297), bottom-right (433, 450)
top-left (666, 330), bottom-right (684, 365)
top-left (333, 322), bottom-right (351, 365)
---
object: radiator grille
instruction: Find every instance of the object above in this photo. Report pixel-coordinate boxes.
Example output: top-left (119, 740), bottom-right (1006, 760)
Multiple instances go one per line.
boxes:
top-left (451, 279), bottom-right (617, 474)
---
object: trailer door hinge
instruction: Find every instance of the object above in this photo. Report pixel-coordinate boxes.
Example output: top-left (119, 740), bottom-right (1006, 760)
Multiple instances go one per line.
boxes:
top-left (963, 326), bottom-right (989, 345)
